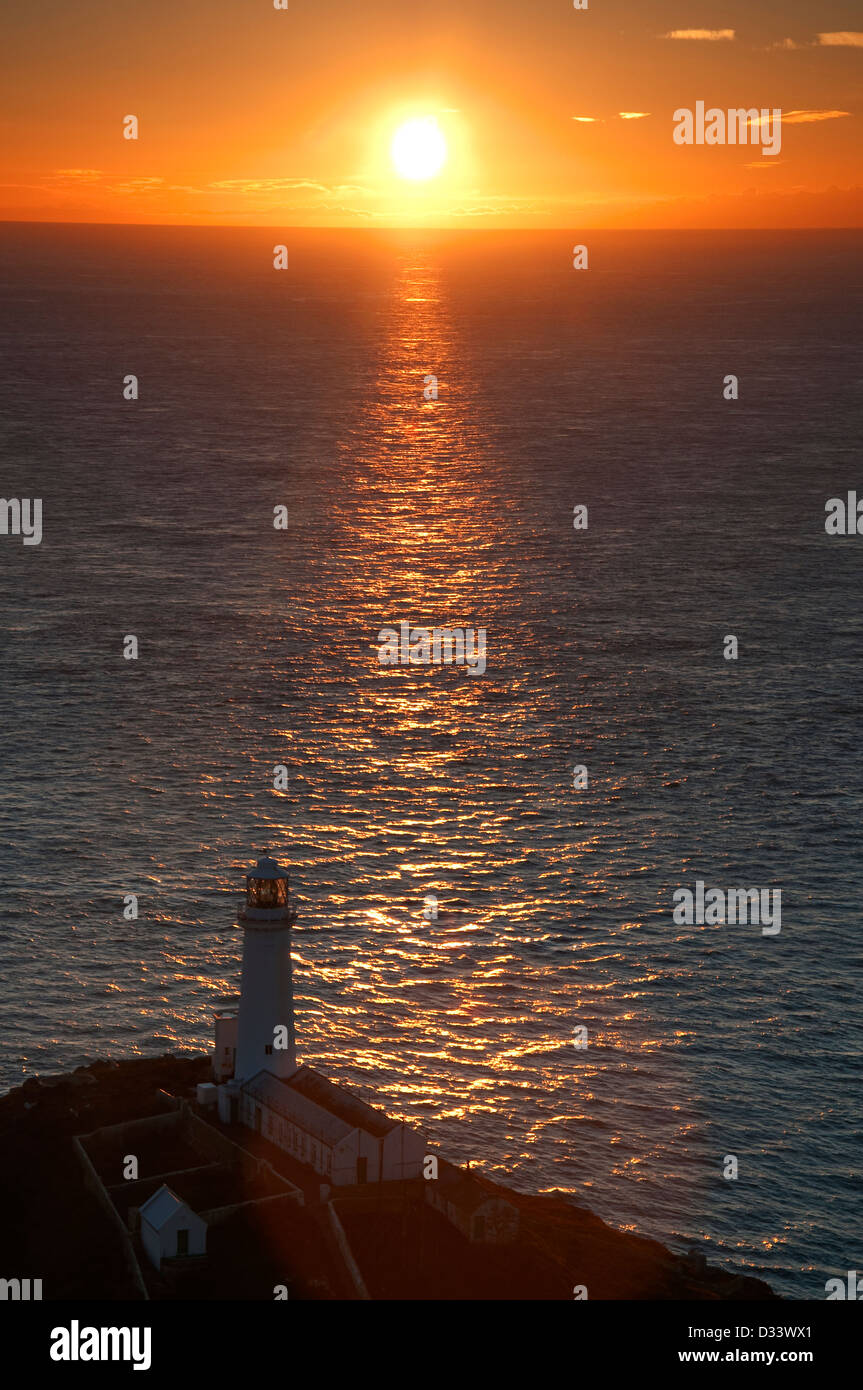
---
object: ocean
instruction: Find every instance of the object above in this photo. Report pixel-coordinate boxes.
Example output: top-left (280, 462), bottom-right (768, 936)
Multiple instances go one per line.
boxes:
top-left (1, 224), bottom-right (861, 1297)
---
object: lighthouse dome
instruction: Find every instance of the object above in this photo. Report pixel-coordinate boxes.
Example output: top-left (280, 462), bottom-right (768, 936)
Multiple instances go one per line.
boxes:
top-left (249, 851), bottom-right (289, 881)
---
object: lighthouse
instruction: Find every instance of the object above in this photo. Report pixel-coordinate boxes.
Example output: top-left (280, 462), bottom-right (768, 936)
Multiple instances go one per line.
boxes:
top-left (211, 847), bottom-right (428, 1185)
top-left (233, 849), bottom-right (298, 1084)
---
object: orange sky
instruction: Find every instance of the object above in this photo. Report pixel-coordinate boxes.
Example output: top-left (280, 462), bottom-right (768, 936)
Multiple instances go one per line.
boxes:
top-left (1, 1), bottom-right (861, 228)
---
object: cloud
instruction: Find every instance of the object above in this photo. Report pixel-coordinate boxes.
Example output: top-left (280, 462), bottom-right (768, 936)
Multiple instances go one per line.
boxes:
top-left (52, 168), bottom-right (105, 183)
top-left (664, 29), bottom-right (735, 40)
top-left (205, 177), bottom-right (372, 199)
top-left (448, 199), bottom-right (548, 218)
top-left (573, 112), bottom-right (650, 123)
top-left (781, 109), bottom-right (852, 123)
top-left (108, 177), bottom-right (165, 194)
top-left (209, 177), bottom-right (332, 193)
top-left (730, 109), bottom-right (850, 132)
top-left (818, 32), bottom-right (863, 47)
top-left (770, 32), bottom-right (863, 49)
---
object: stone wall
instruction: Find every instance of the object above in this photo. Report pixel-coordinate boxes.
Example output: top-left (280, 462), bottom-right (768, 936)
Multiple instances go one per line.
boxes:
top-left (71, 1135), bottom-right (149, 1300)
top-left (327, 1201), bottom-right (370, 1300)
top-left (201, 1189), bottom-right (303, 1228)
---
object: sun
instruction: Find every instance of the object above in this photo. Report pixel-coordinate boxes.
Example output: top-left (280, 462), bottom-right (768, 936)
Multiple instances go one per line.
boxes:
top-left (390, 117), bottom-right (448, 182)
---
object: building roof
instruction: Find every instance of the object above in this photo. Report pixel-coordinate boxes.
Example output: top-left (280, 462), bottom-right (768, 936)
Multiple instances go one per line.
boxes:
top-left (242, 1070), bottom-right (355, 1146)
top-left (139, 1184), bottom-right (200, 1231)
top-left (286, 1066), bottom-right (399, 1140)
top-left (247, 851), bottom-right (289, 880)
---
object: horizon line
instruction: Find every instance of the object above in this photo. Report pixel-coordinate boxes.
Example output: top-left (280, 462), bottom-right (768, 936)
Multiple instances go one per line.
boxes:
top-left (1, 219), bottom-right (861, 233)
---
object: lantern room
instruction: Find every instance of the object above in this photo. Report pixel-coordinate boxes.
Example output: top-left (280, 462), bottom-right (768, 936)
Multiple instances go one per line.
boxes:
top-left (240, 850), bottom-right (293, 921)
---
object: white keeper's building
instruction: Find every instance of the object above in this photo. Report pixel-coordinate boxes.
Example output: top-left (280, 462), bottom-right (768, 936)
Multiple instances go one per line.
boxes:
top-left (212, 850), bottom-right (426, 1186)
top-left (139, 1184), bottom-right (207, 1270)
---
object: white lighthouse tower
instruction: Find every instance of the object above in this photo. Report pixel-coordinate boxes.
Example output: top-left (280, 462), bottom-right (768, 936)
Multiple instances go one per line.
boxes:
top-left (233, 849), bottom-right (298, 1084)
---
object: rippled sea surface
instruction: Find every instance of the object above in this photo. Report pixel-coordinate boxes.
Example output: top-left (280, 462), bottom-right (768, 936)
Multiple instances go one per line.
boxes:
top-left (1, 226), bottom-right (861, 1297)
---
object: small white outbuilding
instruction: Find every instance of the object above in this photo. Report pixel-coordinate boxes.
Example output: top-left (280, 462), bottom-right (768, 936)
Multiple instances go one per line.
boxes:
top-left (139, 1184), bottom-right (207, 1271)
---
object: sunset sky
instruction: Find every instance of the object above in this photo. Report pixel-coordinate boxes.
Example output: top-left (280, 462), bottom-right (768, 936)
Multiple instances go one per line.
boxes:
top-left (2, 0), bottom-right (861, 227)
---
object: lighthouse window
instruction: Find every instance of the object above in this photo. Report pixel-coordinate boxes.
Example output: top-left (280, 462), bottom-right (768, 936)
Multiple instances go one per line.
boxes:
top-left (265, 1044), bottom-right (273, 1055)
top-left (248, 876), bottom-right (289, 910)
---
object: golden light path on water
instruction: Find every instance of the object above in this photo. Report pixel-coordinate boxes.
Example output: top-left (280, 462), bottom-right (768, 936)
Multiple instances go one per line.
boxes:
top-left (188, 244), bottom-right (693, 1215)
